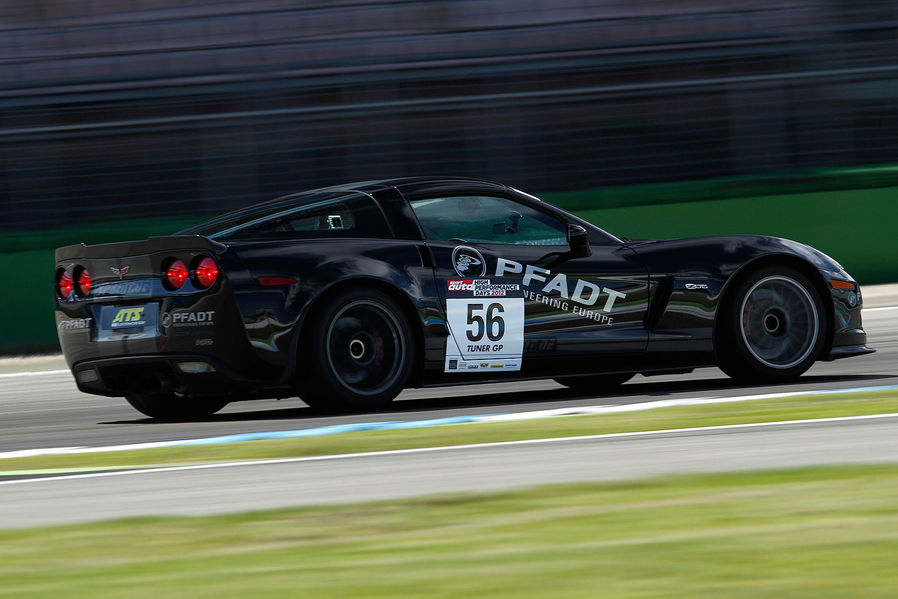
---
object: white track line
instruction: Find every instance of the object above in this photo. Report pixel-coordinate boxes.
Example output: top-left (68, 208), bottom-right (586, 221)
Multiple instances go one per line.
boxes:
top-left (3, 383), bottom-right (897, 460)
top-left (0, 369), bottom-right (69, 379)
top-left (3, 412), bottom-right (898, 487)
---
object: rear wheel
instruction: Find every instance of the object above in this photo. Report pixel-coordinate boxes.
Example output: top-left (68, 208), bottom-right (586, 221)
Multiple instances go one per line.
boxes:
top-left (299, 288), bottom-right (415, 412)
top-left (718, 266), bottom-right (827, 382)
top-left (554, 372), bottom-right (633, 393)
top-left (125, 391), bottom-right (228, 420)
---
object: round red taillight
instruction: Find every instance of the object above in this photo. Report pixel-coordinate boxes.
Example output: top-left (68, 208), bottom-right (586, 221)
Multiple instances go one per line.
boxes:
top-left (57, 270), bottom-right (73, 299)
top-left (194, 257), bottom-right (219, 288)
top-left (76, 268), bottom-right (91, 297)
top-left (165, 259), bottom-right (189, 290)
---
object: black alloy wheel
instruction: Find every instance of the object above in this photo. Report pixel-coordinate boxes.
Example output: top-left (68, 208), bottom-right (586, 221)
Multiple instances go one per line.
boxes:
top-left (300, 288), bottom-right (414, 411)
top-left (718, 265), bottom-right (828, 382)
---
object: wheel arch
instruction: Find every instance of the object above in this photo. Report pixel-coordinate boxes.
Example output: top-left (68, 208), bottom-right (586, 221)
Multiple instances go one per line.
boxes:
top-left (712, 253), bottom-right (834, 360)
top-left (292, 276), bottom-right (426, 387)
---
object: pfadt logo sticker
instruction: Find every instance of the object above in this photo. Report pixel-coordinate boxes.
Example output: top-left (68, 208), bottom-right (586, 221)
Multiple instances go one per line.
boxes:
top-left (452, 245), bottom-right (486, 277)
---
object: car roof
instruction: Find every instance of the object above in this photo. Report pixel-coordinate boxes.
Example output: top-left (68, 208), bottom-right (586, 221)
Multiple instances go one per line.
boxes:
top-left (298, 176), bottom-right (508, 195)
top-left (177, 177), bottom-right (512, 237)
top-left (229, 176), bottom-right (511, 213)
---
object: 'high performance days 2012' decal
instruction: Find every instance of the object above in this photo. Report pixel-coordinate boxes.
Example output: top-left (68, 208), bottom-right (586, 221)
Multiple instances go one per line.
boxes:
top-left (444, 279), bottom-right (523, 373)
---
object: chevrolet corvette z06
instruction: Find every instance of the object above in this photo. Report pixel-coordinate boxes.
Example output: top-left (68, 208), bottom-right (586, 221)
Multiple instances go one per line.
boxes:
top-left (55, 177), bottom-right (873, 418)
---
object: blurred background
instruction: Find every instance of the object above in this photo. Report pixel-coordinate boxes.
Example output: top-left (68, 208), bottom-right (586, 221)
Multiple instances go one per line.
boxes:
top-left (2, 0), bottom-right (897, 352)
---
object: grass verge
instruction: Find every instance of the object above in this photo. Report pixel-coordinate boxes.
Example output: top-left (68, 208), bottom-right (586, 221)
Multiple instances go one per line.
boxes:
top-left (2, 388), bottom-right (896, 476)
top-left (1, 463), bottom-right (897, 597)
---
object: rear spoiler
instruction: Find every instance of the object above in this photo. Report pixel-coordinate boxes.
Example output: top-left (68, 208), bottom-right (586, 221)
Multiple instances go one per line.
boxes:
top-left (55, 235), bottom-right (227, 262)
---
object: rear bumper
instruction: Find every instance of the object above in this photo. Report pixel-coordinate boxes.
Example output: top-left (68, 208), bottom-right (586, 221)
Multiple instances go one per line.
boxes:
top-left (72, 354), bottom-right (280, 398)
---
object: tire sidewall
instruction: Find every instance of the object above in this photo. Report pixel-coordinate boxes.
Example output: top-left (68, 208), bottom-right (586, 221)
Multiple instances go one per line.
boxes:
top-left (302, 288), bottom-right (415, 410)
top-left (720, 266), bottom-right (828, 381)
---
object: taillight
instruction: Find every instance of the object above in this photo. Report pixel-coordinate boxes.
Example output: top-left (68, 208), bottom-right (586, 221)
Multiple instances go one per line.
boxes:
top-left (76, 268), bottom-right (91, 297)
top-left (164, 259), bottom-right (189, 290)
top-left (57, 270), bottom-right (73, 299)
top-left (194, 257), bottom-right (219, 288)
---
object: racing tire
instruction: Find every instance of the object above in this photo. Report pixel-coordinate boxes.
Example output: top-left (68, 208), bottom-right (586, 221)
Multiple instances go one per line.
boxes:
top-left (299, 288), bottom-right (415, 412)
top-left (125, 392), bottom-right (228, 420)
top-left (717, 265), bottom-right (828, 383)
top-left (554, 372), bottom-right (634, 393)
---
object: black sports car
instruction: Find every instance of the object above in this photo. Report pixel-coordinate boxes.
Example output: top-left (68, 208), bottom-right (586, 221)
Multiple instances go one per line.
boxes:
top-left (55, 177), bottom-right (873, 418)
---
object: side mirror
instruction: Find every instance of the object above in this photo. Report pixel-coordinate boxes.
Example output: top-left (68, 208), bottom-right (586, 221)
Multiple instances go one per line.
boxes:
top-left (567, 224), bottom-right (591, 258)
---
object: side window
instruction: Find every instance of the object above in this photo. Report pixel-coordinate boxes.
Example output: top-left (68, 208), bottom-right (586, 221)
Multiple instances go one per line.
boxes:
top-left (410, 196), bottom-right (568, 245)
top-left (211, 194), bottom-right (392, 241)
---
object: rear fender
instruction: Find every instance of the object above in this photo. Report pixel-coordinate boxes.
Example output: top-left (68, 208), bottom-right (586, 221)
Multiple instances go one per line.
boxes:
top-left (283, 255), bottom-right (443, 384)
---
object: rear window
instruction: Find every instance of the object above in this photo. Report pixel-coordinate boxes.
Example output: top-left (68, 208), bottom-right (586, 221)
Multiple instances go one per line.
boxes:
top-left (181, 192), bottom-right (393, 241)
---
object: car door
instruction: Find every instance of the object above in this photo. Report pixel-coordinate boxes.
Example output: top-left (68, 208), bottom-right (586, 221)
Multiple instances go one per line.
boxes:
top-left (407, 194), bottom-right (650, 376)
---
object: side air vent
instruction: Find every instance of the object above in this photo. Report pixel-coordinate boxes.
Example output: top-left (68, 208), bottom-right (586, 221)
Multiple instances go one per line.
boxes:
top-left (645, 276), bottom-right (674, 332)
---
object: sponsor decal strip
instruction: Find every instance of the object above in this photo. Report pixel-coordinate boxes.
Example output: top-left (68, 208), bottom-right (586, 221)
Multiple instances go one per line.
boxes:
top-left (2, 384), bottom-right (897, 462)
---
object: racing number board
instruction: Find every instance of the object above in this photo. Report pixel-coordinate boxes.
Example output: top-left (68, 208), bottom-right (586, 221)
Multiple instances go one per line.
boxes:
top-left (444, 278), bottom-right (524, 372)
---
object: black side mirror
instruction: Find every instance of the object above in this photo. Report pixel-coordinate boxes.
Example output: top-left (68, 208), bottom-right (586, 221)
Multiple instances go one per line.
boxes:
top-left (567, 224), bottom-right (591, 258)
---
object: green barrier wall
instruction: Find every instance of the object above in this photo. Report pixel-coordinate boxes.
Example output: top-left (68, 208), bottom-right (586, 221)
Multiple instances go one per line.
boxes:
top-left (0, 249), bottom-right (57, 354)
top-left (2, 186), bottom-right (895, 355)
top-left (574, 187), bottom-right (897, 286)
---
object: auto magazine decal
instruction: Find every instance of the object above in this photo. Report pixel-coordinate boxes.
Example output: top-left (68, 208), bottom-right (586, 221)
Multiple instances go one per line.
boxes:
top-left (444, 278), bottom-right (524, 373)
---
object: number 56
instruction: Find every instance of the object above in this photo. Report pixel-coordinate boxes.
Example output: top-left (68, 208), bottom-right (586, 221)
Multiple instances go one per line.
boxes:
top-left (466, 303), bottom-right (505, 342)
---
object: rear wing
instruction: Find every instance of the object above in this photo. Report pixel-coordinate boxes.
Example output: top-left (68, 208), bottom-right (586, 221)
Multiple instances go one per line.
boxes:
top-left (55, 235), bottom-right (227, 262)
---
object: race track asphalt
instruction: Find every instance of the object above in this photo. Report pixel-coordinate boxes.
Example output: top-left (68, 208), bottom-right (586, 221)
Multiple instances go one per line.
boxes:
top-left (0, 304), bottom-right (895, 527)
top-left (1, 308), bottom-right (895, 454)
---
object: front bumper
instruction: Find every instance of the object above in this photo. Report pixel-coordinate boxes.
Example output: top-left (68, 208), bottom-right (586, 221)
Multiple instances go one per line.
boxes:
top-left (824, 345), bottom-right (876, 361)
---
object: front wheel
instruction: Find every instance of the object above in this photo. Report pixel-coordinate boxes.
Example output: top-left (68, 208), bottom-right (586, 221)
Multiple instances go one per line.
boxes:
top-left (299, 288), bottom-right (415, 412)
top-left (718, 266), bottom-right (828, 382)
top-left (125, 391), bottom-right (228, 420)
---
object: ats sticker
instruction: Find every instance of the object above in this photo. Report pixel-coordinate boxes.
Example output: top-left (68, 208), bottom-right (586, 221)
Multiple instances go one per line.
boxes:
top-left (96, 304), bottom-right (159, 342)
top-left (111, 307), bottom-right (146, 328)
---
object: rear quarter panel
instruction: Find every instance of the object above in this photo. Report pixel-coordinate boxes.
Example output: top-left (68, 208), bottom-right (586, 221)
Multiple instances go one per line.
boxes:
top-left (226, 238), bottom-right (446, 380)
